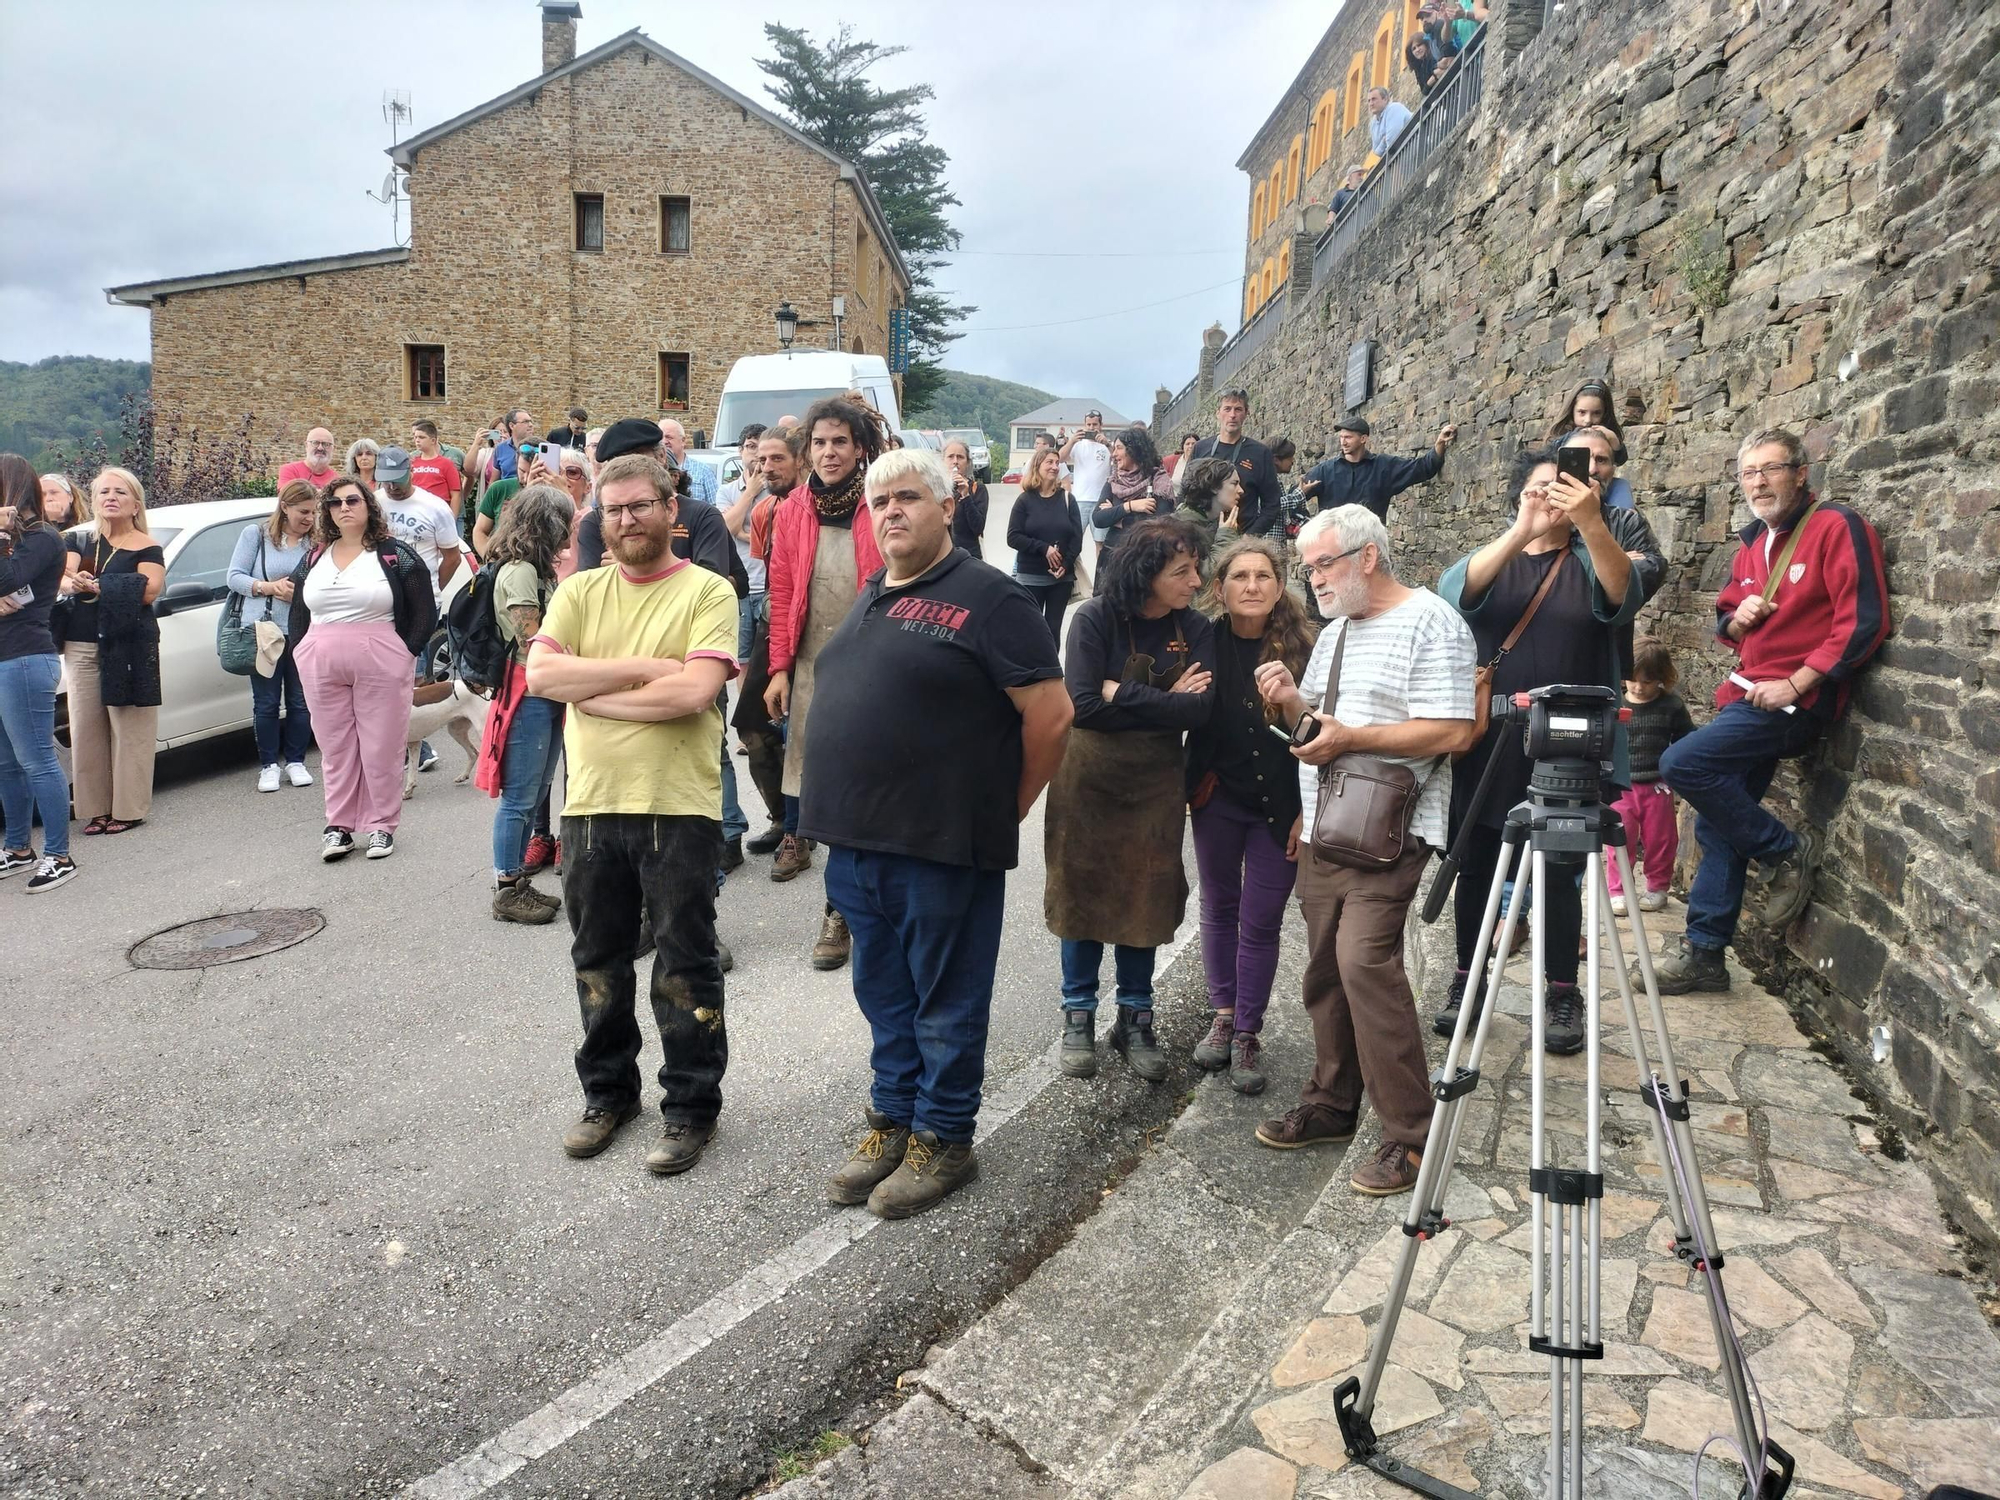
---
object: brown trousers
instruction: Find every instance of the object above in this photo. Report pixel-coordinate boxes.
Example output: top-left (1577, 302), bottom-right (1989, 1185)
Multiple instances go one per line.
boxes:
top-left (64, 642), bottom-right (157, 823)
top-left (1295, 842), bottom-right (1433, 1149)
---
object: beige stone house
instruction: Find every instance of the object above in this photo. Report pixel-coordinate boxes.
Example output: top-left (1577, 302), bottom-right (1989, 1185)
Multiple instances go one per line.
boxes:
top-left (108, 3), bottom-right (909, 458)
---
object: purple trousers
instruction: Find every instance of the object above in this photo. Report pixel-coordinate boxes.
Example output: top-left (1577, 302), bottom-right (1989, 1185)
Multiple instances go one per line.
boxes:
top-left (1190, 789), bottom-right (1299, 1033)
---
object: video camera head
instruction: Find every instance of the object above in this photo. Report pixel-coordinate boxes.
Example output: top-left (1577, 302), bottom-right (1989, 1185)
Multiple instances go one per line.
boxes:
top-left (1497, 683), bottom-right (1624, 764)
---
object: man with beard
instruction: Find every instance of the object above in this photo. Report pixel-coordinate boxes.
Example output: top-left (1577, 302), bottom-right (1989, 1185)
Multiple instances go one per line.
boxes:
top-left (1249, 505), bottom-right (1477, 1197)
top-left (1299, 415), bottom-right (1457, 523)
top-left (1192, 389), bottom-right (1284, 537)
top-left (733, 426), bottom-right (805, 854)
top-left (525, 453), bottom-right (741, 1177)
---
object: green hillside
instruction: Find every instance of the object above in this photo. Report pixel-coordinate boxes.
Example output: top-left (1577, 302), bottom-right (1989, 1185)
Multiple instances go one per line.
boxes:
top-left (905, 369), bottom-right (1056, 454)
top-left (0, 356), bottom-right (152, 469)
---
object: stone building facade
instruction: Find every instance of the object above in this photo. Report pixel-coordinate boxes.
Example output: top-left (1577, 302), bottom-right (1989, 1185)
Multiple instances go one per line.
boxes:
top-left (1157, 0), bottom-right (2000, 1247)
top-left (108, 5), bottom-right (908, 459)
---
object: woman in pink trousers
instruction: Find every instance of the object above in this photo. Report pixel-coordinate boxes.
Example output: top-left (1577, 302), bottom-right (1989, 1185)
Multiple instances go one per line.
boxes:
top-left (282, 475), bottom-right (437, 862)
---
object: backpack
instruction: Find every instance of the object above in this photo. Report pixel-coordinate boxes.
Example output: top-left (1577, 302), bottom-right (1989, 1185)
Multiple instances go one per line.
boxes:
top-left (444, 567), bottom-right (513, 693)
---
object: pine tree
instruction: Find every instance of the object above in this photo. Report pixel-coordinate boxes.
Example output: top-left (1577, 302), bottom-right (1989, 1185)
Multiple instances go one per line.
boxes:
top-left (757, 24), bottom-right (971, 413)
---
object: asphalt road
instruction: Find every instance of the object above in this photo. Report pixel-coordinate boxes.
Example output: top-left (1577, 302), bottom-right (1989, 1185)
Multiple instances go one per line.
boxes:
top-left (2, 492), bottom-right (1207, 1499)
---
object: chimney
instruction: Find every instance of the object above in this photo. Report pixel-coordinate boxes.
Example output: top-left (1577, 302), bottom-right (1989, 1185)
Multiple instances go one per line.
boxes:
top-left (542, 1), bottom-right (581, 72)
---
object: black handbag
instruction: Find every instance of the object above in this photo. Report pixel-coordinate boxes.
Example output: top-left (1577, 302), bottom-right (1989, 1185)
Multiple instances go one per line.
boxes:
top-left (1309, 622), bottom-right (1440, 871)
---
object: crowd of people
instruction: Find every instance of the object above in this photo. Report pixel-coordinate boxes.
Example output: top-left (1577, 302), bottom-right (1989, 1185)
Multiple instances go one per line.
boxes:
top-left (0, 373), bottom-right (1889, 1221)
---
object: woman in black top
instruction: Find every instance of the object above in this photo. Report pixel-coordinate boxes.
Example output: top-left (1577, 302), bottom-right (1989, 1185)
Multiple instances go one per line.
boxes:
top-left (1435, 447), bottom-right (1653, 1055)
top-left (63, 466), bottom-right (165, 835)
top-left (942, 438), bottom-right (989, 559)
top-left (0, 455), bottom-right (78, 889)
top-left (1045, 517), bottom-right (1215, 1083)
top-left (1091, 430), bottom-right (1174, 590)
top-left (1184, 537), bottom-right (1318, 1092)
top-left (1006, 448), bottom-right (1083, 640)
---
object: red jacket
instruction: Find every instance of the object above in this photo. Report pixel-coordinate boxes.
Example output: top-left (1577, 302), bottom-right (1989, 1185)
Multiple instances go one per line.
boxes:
top-left (766, 485), bottom-right (883, 673)
top-left (1713, 496), bottom-right (1888, 717)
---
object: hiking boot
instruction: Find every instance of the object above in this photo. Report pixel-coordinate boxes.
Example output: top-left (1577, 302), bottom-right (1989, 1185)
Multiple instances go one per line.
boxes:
top-left (1060, 1011), bottom-right (1097, 1078)
top-left (747, 824), bottom-right (784, 855)
top-left (867, 1130), bottom-right (978, 1220)
top-left (1760, 825), bottom-right (1822, 929)
top-left (320, 826), bottom-right (355, 862)
top-left (1650, 936), bottom-right (1729, 995)
top-left (720, 836), bottom-right (745, 873)
top-left (812, 910), bottom-right (851, 970)
top-left (1544, 981), bottom-right (1586, 1056)
top-left (493, 879), bottom-right (559, 925)
top-left (522, 833), bottom-right (556, 872)
top-left (1229, 1032), bottom-right (1266, 1095)
top-left (552, 837), bottom-right (563, 873)
top-left (645, 1121), bottom-right (716, 1176)
top-left (1108, 1007), bottom-right (1167, 1082)
top-left (1433, 967), bottom-right (1485, 1038)
top-left (1255, 1103), bottom-right (1358, 1150)
top-left (1192, 1012), bottom-right (1234, 1070)
top-left (771, 833), bottom-right (813, 882)
top-left (1351, 1140), bottom-right (1423, 1197)
top-left (828, 1108), bottom-right (911, 1206)
top-left (563, 1101), bottom-right (640, 1158)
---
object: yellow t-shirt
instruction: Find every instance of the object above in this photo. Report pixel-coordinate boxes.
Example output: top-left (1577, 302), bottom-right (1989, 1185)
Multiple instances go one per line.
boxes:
top-left (534, 558), bottom-right (740, 818)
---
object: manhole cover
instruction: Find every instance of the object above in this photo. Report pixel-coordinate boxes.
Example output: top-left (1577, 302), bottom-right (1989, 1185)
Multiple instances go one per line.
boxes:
top-left (129, 909), bottom-right (325, 970)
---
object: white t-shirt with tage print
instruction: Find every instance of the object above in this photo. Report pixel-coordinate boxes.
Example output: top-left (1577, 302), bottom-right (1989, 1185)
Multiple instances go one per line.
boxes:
top-left (1296, 586), bottom-right (1476, 850)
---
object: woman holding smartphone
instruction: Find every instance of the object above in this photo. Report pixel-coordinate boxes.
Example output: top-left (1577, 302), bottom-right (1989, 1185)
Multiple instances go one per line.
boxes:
top-left (0, 454), bottom-right (77, 889)
top-left (1184, 537), bottom-right (1318, 1092)
top-left (941, 437), bottom-right (988, 558)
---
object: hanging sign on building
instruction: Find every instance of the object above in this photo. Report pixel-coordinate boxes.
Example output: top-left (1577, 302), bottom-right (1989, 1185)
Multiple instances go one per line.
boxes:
top-left (888, 309), bottom-right (912, 373)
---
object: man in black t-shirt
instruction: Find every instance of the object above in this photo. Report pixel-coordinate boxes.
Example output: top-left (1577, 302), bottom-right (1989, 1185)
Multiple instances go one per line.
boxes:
top-left (800, 448), bottom-right (1072, 1221)
top-left (1191, 388), bottom-right (1284, 537)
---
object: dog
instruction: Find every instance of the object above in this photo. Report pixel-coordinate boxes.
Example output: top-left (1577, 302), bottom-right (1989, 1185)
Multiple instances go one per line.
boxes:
top-left (404, 679), bottom-right (488, 799)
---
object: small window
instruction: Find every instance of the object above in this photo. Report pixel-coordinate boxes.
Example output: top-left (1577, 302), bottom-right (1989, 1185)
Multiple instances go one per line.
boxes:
top-left (1261, 258), bottom-right (1277, 305)
top-left (1344, 55), bottom-right (1366, 130)
top-left (1311, 92), bottom-right (1339, 172)
top-left (660, 195), bottom-right (690, 254)
top-left (1403, 0), bottom-right (1421, 48)
top-left (407, 343), bottom-right (446, 401)
top-left (1251, 182), bottom-right (1266, 238)
top-left (1287, 135), bottom-right (1304, 201)
top-left (574, 193), bottom-right (604, 252)
top-left (1278, 241), bottom-right (1292, 284)
top-left (1268, 161), bottom-right (1285, 221)
top-left (1373, 11), bottom-right (1397, 89)
top-left (1244, 280), bottom-right (1260, 321)
top-left (659, 352), bottom-right (690, 412)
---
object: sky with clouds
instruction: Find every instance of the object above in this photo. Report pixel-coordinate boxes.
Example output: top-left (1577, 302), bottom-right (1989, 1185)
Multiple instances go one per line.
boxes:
top-left (4, 0), bottom-right (1334, 420)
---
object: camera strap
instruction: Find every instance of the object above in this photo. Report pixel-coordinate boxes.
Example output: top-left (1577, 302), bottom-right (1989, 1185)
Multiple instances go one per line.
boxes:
top-left (1757, 497), bottom-right (1821, 605)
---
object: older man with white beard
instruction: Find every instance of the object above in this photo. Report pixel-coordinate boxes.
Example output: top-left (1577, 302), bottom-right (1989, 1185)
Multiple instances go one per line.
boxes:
top-left (1249, 505), bottom-right (1477, 1198)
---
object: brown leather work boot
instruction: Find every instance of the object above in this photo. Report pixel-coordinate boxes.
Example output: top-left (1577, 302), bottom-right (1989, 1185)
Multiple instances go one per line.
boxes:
top-left (1255, 1103), bottom-right (1358, 1150)
top-left (562, 1101), bottom-right (640, 1158)
top-left (1350, 1140), bottom-right (1423, 1197)
top-left (828, 1109), bottom-right (911, 1206)
top-left (811, 909), bottom-right (851, 970)
top-left (772, 833), bottom-right (813, 882)
top-left (867, 1130), bottom-right (978, 1220)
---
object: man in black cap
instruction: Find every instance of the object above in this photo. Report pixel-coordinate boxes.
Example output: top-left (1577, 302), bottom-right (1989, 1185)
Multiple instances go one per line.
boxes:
top-left (577, 419), bottom-right (741, 586)
top-left (1299, 416), bottom-right (1458, 522)
top-left (1191, 389), bottom-right (1284, 537)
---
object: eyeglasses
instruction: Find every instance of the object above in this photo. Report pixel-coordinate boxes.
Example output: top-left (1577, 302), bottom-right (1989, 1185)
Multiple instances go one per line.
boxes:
top-left (328, 494), bottom-right (367, 509)
top-left (1302, 545), bottom-right (1367, 577)
top-left (1738, 462), bottom-right (1802, 483)
top-left (601, 499), bottom-right (661, 523)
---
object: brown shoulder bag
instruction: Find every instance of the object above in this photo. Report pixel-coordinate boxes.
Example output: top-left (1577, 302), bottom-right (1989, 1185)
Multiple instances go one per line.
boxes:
top-left (1309, 623), bottom-right (1440, 871)
top-left (1458, 550), bottom-right (1568, 759)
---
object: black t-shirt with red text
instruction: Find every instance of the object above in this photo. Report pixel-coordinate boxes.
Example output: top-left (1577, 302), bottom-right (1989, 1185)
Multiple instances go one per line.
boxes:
top-left (798, 548), bottom-right (1062, 870)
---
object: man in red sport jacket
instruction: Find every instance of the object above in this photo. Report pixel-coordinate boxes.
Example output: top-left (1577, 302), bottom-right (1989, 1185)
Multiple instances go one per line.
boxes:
top-left (1647, 428), bottom-right (1889, 994)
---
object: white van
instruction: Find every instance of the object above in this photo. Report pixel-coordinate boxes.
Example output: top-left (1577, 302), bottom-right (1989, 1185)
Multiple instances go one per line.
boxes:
top-left (689, 351), bottom-right (903, 480)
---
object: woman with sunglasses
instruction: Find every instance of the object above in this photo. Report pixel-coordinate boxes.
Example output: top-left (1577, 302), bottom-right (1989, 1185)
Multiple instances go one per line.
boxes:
top-left (283, 476), bottom-right (436, 862)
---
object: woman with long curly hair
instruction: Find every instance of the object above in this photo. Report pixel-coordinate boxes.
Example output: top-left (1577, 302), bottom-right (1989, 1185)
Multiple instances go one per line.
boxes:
top-left (480, 483), bottom-right (576, 923)
top-left (1044, 516), bottom-right (1215, 1083)
top-left (1184, 537), bottom-right (1320, 1091)
top-left (282, 475), bottom-right (437, 862)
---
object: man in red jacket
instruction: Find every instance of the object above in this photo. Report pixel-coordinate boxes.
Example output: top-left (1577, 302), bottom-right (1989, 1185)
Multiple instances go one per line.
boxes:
top-left (1648, 429), bottom-right (1889, 993)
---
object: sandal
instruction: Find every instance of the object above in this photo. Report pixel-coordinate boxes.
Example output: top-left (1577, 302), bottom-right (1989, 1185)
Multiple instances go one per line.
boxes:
top-left (83, 816), bottom-right (111, 835)
top-left (100, 818), bottom-right (144, 835)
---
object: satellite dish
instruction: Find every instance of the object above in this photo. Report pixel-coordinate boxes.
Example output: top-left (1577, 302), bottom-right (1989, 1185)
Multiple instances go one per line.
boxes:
top-left (381, 172), bottom-right (399, 200)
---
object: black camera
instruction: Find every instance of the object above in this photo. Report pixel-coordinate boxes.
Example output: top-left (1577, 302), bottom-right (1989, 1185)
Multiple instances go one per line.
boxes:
top-left (1498, 683), bottom-right (1623, 764)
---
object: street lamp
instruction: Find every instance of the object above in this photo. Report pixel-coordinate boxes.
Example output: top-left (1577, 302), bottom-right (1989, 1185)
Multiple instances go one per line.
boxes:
top-left (774, 301), bottom-right (799, 350)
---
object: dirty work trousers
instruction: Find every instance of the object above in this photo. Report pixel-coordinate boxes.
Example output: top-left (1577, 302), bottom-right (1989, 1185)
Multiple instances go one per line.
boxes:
top-left (562, 812), bottom-right (727, 1127)
top-left (295, 621), bottom-right (413, 834)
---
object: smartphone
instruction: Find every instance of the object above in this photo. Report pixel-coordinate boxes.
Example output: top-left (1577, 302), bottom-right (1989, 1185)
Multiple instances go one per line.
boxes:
top-left (518, 441), bottom-right (542, 466)
top-left (1556, 447), bottom-right (1592, 485)
top-left (1268, 711), bottom-right (1321, 747)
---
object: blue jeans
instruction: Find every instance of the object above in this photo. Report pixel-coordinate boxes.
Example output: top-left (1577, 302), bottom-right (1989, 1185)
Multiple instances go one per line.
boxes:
top-left (492, 694), bottom-right (562, 876)
top-left (0, 654), bottom-right (69, 858)
top-left (720, 739), bottom-right (747, 842)
top-left (1059, 939), bottom-right (1159, 1014)
top-left (738, 592), bottom-right (765, 662)
top-left (825, 845), bottom-right (1006, 1142)
top-left (250, 647), bottom-right (313, 767)
top-left (1661, 699), bottom-right (1824, 951)
top-left (784, 793), bottom-right (801, 835)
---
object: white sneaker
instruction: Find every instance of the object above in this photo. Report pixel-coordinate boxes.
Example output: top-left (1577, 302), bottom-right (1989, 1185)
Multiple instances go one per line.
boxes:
top-left (1639, 890), bottom-right (1669, 912)
top-left (257, 765), bottom-right (281, 793)
top-left (285, 761), bottom-right (314, 788)
top-left (1608, 893), bottom-right (1628, 917)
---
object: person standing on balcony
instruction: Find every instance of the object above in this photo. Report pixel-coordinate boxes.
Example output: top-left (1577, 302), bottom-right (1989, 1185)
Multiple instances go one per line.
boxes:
top-left (1367, 88), bottom-right (1415, 157)
top-left (1299, 416), bottom-right (1457, 522)
top-left (1192, 390), bottom-right (1283, 538)
top-left (1328, 165), bottom-right (1366, 222)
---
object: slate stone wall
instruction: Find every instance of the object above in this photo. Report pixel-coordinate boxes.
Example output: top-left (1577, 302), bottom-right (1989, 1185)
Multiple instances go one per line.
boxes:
top-left (1158, 0), bottom-right (2000, 1246)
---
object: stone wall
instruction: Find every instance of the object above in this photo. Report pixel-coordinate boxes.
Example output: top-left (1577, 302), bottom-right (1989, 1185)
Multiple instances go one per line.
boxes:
top-left (1158, 0), bottom-right (2000, 1247)
top-left (143, 43), bottom-right (901, 461)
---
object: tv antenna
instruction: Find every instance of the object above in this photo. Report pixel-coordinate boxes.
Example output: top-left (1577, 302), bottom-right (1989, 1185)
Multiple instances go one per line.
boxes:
top-left (366, 89), bottom-right (413, 244)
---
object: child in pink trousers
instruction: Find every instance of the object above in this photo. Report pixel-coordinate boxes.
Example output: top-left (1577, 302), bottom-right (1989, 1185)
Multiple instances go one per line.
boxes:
top-left (1609, 635), bottom-right (1695, 914)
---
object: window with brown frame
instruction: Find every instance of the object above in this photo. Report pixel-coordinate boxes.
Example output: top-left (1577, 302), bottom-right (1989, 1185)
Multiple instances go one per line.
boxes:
top-left (406, 344), bottom-right (446, 401)
top-left (660, 195), bottom-right (691, 254)
top-left (574, 193), bottom-right (605, 252)
top-left (658, 352), bottom-right (690, 412)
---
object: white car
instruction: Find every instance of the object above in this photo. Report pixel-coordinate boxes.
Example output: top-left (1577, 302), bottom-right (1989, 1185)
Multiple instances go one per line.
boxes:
top-left (62, 496), bottom-right (466, 751)
top-left (943, 428), bottom-right (992, 480)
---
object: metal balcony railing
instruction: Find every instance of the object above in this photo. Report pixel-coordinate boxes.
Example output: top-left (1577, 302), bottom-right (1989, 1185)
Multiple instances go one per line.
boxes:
top-left (1214, 290), bottom-right (1288, 388)
top-left (1160, 375), bottom-right (1200, 434)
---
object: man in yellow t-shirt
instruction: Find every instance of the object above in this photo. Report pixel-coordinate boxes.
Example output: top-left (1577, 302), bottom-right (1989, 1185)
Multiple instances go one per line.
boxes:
top-left (526, 454), bottom-right (740, 1178)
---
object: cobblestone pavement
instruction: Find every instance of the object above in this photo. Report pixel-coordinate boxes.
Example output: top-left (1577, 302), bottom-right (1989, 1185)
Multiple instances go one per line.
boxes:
top-left (1184, 898), bottom-right (2000, 1500)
